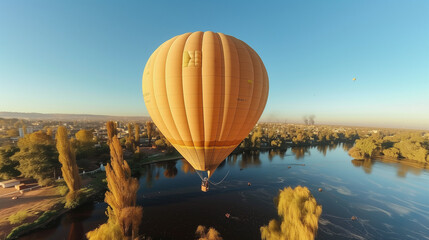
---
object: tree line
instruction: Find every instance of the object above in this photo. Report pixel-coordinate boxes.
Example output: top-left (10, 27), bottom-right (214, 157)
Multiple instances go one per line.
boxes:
top-left (348, 131), bottom-right (429, 163)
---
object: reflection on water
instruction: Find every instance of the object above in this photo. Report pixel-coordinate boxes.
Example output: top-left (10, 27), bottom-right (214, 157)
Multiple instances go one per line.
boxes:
top-left (67, 221), bottom-right (84, 240)
top-left (351, 158), bottom-right (425, 178)
top-left (181, 159), bottom-right (196, 174)
top-left (351, 159), bottom-right (374, 174)
top-left (291, 146), bottom-right (311, 159)
top-left (20, 144), bottom-right (429, 240)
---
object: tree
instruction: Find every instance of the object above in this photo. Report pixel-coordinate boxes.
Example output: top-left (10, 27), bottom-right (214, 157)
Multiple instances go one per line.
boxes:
top-left (348, 147), bottom-right (364, 159)
top-left (394, 140), bottom-right (428, 162)
top-left (126, 123), bottom-right (135, 151)
top-left (11, 131), bottom-right (59, 185)
top-left (146, 121), bottom-right (153, 146)
top-left (87, 123), bottom-right (142, 239)
top-left (56, 126), bottom-right (82, 208)
top-left (127, 123), bottom-right (134, 140)
top-left (7, 129), bottom-right (19, 137)
top-left (351, 138), bottom-right (378, 159)
top-left (106, 121), bottom-right (118, 144)
top-left (251, 127), bottom-right (263, 148)
top-left (73, 129), bottom-right (96, 160)
top-left (260, 186), bottom-right (322, 240)
top-left (195, 225), bottom-right (223, 240)
top-left (46, 128), bottom-right (53, 138)
top-left (134, 123), bottom-right (140, 145)
top-left (0, 146), bottom-right (20, 179)
top-left (383, 147), bottom-right (400, 159)
top-left (75, 129), bottom-right (94, 144)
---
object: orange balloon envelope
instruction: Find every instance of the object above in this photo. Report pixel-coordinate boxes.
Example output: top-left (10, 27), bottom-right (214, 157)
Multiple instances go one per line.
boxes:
top-left (142, 31), bottom-right (269, 178)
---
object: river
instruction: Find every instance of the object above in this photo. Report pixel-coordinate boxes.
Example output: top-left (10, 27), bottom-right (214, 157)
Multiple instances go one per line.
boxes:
top-left (20, 144), bottom-right (429, 240)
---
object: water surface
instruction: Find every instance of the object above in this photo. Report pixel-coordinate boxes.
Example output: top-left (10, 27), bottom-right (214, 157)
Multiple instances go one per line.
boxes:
top-left (20, 144), bottom-right (429, 240)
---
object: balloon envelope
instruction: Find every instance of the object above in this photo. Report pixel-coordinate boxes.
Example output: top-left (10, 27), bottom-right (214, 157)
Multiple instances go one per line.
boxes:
top-left (142, 31), bottom-right (269, 177)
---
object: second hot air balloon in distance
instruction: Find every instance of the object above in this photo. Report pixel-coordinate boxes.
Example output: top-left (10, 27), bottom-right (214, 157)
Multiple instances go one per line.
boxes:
top-left (142, 31), bottom-right (269, 191)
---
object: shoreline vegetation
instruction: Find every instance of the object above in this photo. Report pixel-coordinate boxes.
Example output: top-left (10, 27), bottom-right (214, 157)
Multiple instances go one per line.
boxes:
top-left (0, 119), bottom-right (428, 239)
top-left (1, 152), bottom-right (184, 240)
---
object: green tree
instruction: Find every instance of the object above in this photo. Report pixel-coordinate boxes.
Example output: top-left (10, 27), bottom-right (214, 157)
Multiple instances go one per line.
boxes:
top-left (56, 126), bottom-right (82, 208)
top-left (383, 147), bottom-right (400, 159)
top-left (0, 146), bottom-right (20, 179)
top-left (394, 140), bottom-right (428, 162)
top-left (11, 131), bottom-right (59, 185)
top-left (352, 138), bottom-right (378, 159)
top-left (22, 125), bottom-right (27, 136)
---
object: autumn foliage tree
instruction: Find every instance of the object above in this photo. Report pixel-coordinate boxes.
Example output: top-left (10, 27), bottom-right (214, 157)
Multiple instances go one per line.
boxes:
top-left (134, 123), bottom-right (140, 145)
top-left (106, 121), bottom-right (117, 142)
top-left (125, 123), bottom-right (135, 151)
top-left (87, 121), bottom-right (142, 240)
top-left (146, 121), bottom-right (153, 146)
top-left (75, 129), bottom-right (94, 144)
top-left (348, 137), bottom-right (378, 159)
top-left (260, 186), bottom-right (322, 240)
top-left (195, 225), bottom-right (223, 240)
top-left (74, 129), bottom-right (95, 159)
top-left (56, 126), bottom-right (82, 208)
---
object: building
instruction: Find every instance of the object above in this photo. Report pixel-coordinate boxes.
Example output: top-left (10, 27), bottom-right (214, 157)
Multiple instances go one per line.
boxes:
top-left (18, 126), bottom-right (34, 137)
top-left (0, 179), bottom-right (20, 188)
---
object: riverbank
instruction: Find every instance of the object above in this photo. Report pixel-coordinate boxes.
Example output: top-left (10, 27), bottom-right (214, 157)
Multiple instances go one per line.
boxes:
top-left (1, 173), bottom-right (106, 240)
top-left (1, 152), bottom-right (183, 240)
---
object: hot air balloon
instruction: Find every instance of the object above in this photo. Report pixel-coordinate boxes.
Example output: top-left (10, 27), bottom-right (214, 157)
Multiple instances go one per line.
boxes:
top-left (142, 31), bottom-right (269, 191)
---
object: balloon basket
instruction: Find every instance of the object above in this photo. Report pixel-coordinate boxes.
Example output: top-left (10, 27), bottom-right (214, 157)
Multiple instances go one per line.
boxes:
top-left (201, 185), bottom-right (209, 192)
top-left (201, 178), bottom-right (209, 192)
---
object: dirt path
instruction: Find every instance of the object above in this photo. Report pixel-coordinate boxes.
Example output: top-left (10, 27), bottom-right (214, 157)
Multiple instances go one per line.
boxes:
top-left (0, 186), bottom-right (62, 238)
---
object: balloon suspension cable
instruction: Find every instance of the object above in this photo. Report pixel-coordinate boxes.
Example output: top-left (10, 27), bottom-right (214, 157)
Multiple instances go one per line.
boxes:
top-left (208, 170), bottom-right (230, 186)
top-left (195, 170), bottom-right (205, 181)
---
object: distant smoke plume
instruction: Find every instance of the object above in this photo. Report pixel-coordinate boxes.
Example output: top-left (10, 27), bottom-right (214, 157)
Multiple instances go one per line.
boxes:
top-left (303, 115), bottom-right (316, 125)
top-left (309, 115), bottom-right (316, 125)
top-left (303, 116), bottom-right (309, 125)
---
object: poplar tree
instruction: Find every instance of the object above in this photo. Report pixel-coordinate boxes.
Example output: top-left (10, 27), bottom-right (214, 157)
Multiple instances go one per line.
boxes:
top-left (106, 121), bottom-right (117, 145)
top-left (126, 123), bottom-right (135, 151)
top-left (56, 126), bottom-right (81, 208)
top-left (134, 123), bottom-right (140, 145)
top-left (87, 122), bottom-right (142, 239)
top-left (146, 121), bottom-right (153, 146)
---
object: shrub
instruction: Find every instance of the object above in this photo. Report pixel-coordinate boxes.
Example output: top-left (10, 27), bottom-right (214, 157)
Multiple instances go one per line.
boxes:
top-left (86, 208), bottom-right (124, 240)
top-left (7, 210), bottom-right (58, 239)
top-left (9, 210), bottom-right (32, 225)
top-left (56, 185), bottom-right (69, 196)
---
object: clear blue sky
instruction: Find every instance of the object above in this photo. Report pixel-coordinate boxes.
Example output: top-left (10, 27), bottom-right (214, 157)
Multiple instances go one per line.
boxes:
top-left (0, 1), bottom-right (428, 129)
